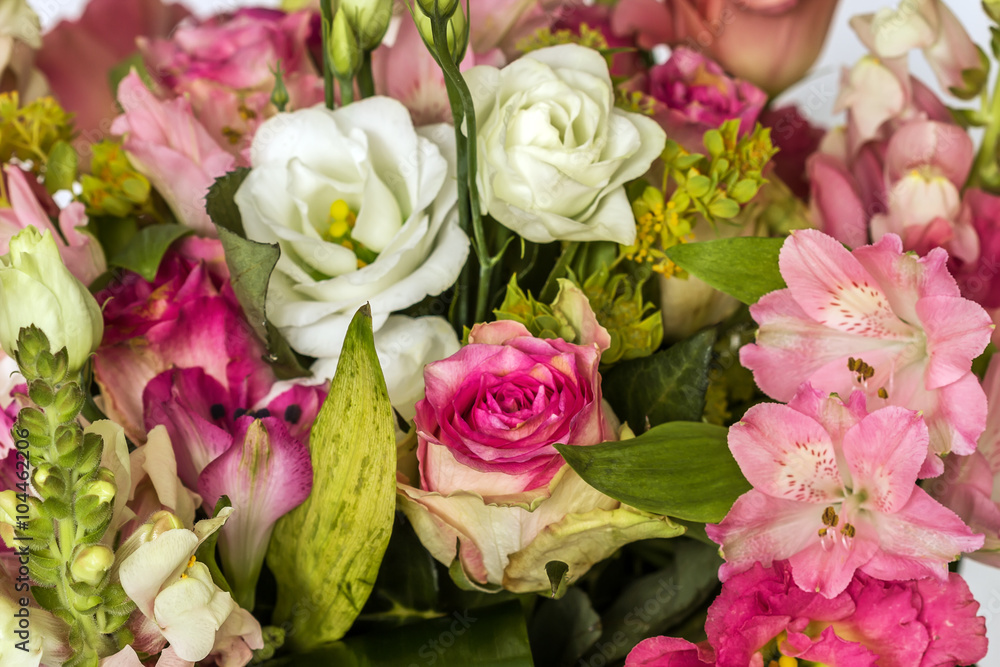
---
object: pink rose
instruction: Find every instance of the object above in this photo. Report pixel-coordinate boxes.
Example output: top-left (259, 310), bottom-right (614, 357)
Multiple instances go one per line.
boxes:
top-left (140, 8), bottom-right (324, 155)
top-left (112, 71), bottom-right (237, 236)
top-left (399, 319), bottom-right (682, 591)
top-left (645, 48), bottom-right (766, 150)
top-left (416, 320), bottom-right (611, 488)
top-left (611, 0), bottom-right (840, 94)
top-left (628, 560), bottom-right (987, 667)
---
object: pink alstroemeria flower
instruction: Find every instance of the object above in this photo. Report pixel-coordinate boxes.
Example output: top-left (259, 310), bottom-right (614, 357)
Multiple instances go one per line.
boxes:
top-left (707, 387), bottom-right (983, 597)
top-left (0, 166), bottom-right (106, 285)
top-left (930, 355), bottom-right (1000, 566)
top-left (143, 367), bottom-right (321, 609)
top-left (627, 560), bottom-right (987, 667)
top-left (741, 229), bottom-right (994, 475)
top-left (112, 71), bottom-right (237, 236)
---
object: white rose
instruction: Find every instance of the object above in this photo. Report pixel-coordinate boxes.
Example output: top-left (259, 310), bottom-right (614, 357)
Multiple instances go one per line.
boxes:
top-left (466, 44), bottom-right (666, 245)
top-left (235, 97), bottom-right (469, 397)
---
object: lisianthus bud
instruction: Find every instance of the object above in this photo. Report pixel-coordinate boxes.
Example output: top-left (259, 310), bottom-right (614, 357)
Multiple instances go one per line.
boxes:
top-left (0, 227), bottom-right (103, 373)
top-left (71, 545), bottom-right (114, 586)
top-left (415, 0), bottom-right (459, 19)
top-left (330, 8), bottom-right (362, 80)
top-left (415, 7), bottom-right (468, 63)
top-left (341, 0), bottom-right (393, 51)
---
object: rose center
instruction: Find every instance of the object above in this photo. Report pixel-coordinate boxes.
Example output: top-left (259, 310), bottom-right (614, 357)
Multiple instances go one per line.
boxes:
top-left (325, 199), bottom-right (379, 269)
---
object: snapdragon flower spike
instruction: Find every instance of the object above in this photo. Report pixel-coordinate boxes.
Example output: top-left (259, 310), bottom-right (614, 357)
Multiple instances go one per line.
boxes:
top-left (741, 229), bottom-right (993, 476)
top-left (198, 417), bottom-right (313, 610)
top-left (706, 386), bottom-right (983, 598)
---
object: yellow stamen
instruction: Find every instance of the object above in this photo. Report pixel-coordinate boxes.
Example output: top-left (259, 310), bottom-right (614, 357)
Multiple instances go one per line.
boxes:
top-left (779, 657), bottom-right (798, 667)
top-left (187, 555), bottom-right (197, 569)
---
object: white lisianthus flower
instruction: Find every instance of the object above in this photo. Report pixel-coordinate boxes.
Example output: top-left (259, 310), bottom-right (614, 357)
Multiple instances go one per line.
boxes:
top-left (235, 98), bottom-right (468, 408)
top-left (466, 44), bottom-right (666, 245)
top-left (0, 226), bottom-right (103, 372)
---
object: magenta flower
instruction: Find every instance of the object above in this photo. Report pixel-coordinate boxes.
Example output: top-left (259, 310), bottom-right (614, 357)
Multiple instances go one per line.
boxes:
top-left (142, 366), bottom-right (322, 609)
top-left (707, 386), bottom-right (982, 597)
top-left (139, 8), bottom-right (323, 154)
top-left (94, 237), bottom-right (270, 441)
top-left (741, 229), bottom-right (993, 475)
top-left (628, 560), bottom-right (987, 667)
top-left (645, 48), bottom-right (766, 151)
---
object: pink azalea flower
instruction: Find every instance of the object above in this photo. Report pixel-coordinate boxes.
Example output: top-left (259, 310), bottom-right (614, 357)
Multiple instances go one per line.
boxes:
top-left (0, 166), bottom-right (106, 285)
top-left (112, 71), bottom-right (237, 236)
top-left (740, 229), bottom-right (994, 475)
top-left (707, 386), bottom-right (983, 597)
top-left (643, 48), bottom-right (766, 152)
top-left (627, 560), bottom-right (987, 667)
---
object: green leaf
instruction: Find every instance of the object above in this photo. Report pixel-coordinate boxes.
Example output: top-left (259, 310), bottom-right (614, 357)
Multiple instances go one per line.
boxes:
top-left (196, 496), bottom-right (233, 595)
top-left (556, 422), bottom-right (750, 523)
top-left (261, 601), bottom-right (534, 666)
top-left (581, 539), bottom-right (720, 664)
top-left (45, 141), bottom-right (77, 195)
top-left (266, 305), bottom-right (397, 651)
top-left (208, 169), bottom-right (311, 379)
top-left (108, 224), bottom-right (191, 282)
top-left (602, 329), bottom-right (716, 433)
top-left (529, 588), bottom-right (601, 666)
top-left (206, 167), bottom-right (251, 237)
top-left (665, 236), bottom-right (786, 305)
top-left (545, 560), bottom-right (570, 599)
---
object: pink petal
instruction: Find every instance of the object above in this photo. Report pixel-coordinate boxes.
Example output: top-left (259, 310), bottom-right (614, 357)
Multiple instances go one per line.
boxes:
top-left (787, 385), bottom-right (867, 447)
top-left (198, 417), bottom-right (312, 606)
top-left (780, 230), bottom-right (913, 340)
top-left (707, 491), bottom-right (819, 580)
top-left (842, 407), bottom-right (926, 514)
top-left (915, 572), bottom-right (988, 667)
top-left (884, 121), bottom-right (974, 188)
top-left (729, 403), bottom-right (842, 504)
top-left (625, 637), bottom-right (715, 666)
top-left (807, 154), bottom-right (868, 249)
top-left (787, 520), bottom-right (878, 598)
top-left (862, 486), bottom-right (983, 582)
top-left (917, 295), bottom-right (993, 389)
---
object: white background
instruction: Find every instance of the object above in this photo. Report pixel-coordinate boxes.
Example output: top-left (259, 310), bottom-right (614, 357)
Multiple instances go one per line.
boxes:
top-left (25, 0), bottom-right (1000, 663)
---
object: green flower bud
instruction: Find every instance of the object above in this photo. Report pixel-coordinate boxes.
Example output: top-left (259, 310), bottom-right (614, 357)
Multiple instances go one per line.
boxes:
top-left (76, 432), bottom-right (104, 477)
top-left (415, 0), bottom-right (459, 19)
top-left (341, 0), bottom-right (393, 50)
top-left (32, 463), bottom-right (65, 499)
top-left (330, 8), bottom-right (362, 80)
top-left (270, 62), bottom-right (290, 113)
top-left (33, 348), bottom-right (67, 384)
top-left (27, 378), bottom-right (54, 407)
top-left (54, 422), bottom-right (83, 464)
top-left (0, 227), bottom-right (104, 373)
top-left (71, 545), bottom-right (115, 586)
top-left (148, 510), bottom-right (185, 539)
top-left (415, 8), bottom-right (468, 63)
top-left (80, 479), bottom-right (116, 506)
top-left (51, 382), bottom-right (85, 424)
top-left (988, 0), bottom-right (1000, 22)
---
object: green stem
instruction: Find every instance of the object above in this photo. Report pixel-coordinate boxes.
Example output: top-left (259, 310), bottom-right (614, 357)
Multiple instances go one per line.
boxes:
top-left (430, 15), bottom-right (492, 323)
top-left (358, 51), bottom-right (376, 98)
top-left (971, 73), bottom-right (1000, 190)
top-left (338, 77), bottom-right (355, 106)
top-left (320, 3), bottom-right (336, 110)
top-left (444, 77), bottom-right (473, 331)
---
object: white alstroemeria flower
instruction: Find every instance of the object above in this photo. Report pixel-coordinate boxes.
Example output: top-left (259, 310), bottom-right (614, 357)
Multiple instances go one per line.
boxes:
top-left (465, 44), bottom-right (666, 245)
top-left (234, 97), bottom-right (468, 411)
top-left (118, 508), bottom-right (262, 663)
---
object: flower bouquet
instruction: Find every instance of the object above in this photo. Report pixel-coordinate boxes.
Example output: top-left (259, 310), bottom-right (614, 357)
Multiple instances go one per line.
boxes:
top-left (0, 0), bottom-right (998, 664)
